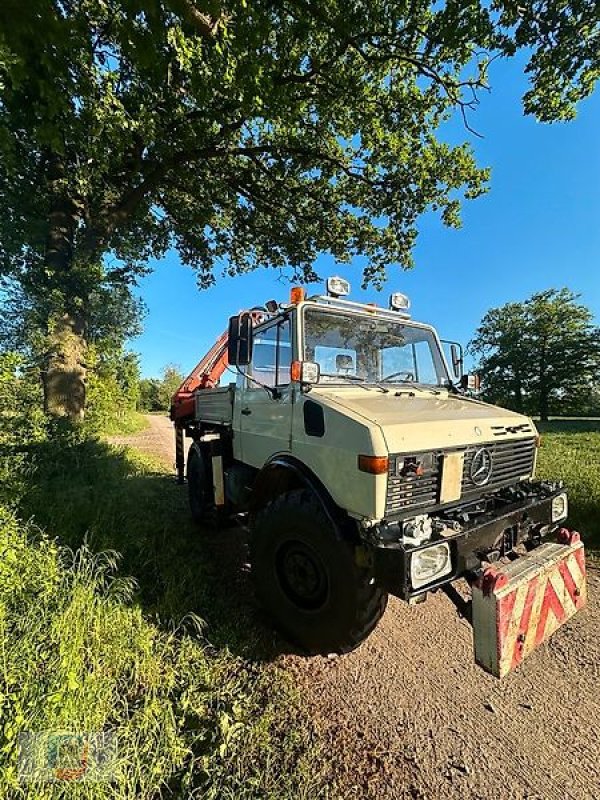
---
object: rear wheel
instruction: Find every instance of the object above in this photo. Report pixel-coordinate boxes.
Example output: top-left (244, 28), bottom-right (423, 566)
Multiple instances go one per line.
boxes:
top-left (250, 488), bottom-right (388, 654)
top-left (187, 443), bottom-right (212, 523)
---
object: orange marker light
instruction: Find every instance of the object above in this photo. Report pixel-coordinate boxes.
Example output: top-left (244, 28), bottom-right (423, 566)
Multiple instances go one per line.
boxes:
top-left (290, 286), bottom-right (306, 304)
top-left (358, 455), bottom-right (389, 475)
top-left (290, 360), bottom-right (302, 381)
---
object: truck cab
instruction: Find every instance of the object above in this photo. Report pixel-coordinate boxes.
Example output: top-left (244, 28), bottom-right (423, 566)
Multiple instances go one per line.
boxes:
top-left (172, 279), bottom-right (584, 673)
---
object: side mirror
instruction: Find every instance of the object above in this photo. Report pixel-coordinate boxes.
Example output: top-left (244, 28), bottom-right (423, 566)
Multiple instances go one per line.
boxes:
top-left (228, 312), bottom-right (253, 366)
top-left (450, 343), bottom-right (463, 380)
top-left (460, 373), bottom-right (481, 393)
top-left (441, 339), bottom-right (464, 380)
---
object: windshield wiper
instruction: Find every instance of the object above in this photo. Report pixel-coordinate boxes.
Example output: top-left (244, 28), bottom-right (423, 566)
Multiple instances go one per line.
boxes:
top-left (322, 373), bottom-right (365, 382)
top-left (321, 374), bottom-right (389, 392)
top-left (444, 380), bottom-right (460, 395)
top-left (379, 379), bottom-right (442, 395)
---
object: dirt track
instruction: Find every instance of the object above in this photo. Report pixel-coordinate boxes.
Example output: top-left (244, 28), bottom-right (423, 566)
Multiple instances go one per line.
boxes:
top-left (117, 415), bottom-right (600, 800)
top-left (109, 413), bottom-right (176, 467)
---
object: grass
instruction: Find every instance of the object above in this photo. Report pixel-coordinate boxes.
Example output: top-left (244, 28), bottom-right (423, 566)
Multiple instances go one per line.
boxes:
top-left (536, 419), bottom-right (600, 555)
top-left (0, 428), bottom-right (327, 799)
top-left (2, 413), bottom-right (596, 798)
top-left (89, 410), bottom-right (149, 437)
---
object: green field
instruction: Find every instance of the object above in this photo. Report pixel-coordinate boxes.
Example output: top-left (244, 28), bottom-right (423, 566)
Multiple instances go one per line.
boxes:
top-left (536, 420), bottom-right (600, 556)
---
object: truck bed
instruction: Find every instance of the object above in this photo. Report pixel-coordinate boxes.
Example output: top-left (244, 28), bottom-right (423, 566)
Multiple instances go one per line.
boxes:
top-left (194, 384), bottom-right (234, 426)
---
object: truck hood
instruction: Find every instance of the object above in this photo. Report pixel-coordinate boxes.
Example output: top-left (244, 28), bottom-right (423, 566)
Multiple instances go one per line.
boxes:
top-left (311, 386), bottom-right (536, 453)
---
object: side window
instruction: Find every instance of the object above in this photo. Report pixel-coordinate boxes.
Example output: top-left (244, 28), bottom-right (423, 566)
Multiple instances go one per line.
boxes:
top-left (278, 318), bottom-right (292, 381)
top-left (249, 318), bottom-right (291, 388)
top-left (413, 341), bottom-right (439, 384)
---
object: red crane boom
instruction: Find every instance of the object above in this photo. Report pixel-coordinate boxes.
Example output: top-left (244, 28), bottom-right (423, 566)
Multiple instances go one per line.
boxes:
top-left (169, 310), bottom-right (265, 482)
top-left (170, 330), bottom-right (230, 424)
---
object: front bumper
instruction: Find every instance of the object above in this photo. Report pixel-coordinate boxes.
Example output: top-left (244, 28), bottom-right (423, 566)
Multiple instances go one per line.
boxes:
top-left (472, 534), bottom-right (586, 677)
top-left (373, 483), bottom-right (567, 601)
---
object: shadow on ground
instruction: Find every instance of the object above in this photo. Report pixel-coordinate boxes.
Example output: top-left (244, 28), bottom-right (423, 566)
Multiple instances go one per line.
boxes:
top-left (9, 418), bottom-right (600, 663)
top-left (13, 431), bottom-right (286, 661)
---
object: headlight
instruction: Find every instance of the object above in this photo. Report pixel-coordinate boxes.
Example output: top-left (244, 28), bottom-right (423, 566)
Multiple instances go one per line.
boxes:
top-left (552, 492), bottom-right (568, 523)
top-left (410, 543), bottom-right (452, 589)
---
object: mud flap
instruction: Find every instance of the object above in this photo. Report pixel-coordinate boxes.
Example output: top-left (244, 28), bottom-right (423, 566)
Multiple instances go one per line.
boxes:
top-left (472, 531), bottom-right (587, 678)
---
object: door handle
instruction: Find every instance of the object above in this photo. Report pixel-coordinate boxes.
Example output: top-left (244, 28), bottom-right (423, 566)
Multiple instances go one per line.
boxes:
top-left (241, 407), bottom-right (252, 416)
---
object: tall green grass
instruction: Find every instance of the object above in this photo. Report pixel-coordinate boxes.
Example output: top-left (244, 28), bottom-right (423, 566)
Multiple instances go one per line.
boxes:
top-left (536, 419), bottom-right (600, 554)
top-left (94, 410), bottom-right (149, 436)
top-left (0, 428), bottom-right (327, 799)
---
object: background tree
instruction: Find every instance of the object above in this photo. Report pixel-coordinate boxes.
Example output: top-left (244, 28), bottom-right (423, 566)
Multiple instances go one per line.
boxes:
top-left (138, 363), bottom-right (185, 412)
top-left (138, 378), bottom-right (163, 413)
top-left (1, 1), bottom-right (599, 418)
top-left (470, 289), bottom-right (600, 420)
top-left (0, 276), bottom-right (144, 428)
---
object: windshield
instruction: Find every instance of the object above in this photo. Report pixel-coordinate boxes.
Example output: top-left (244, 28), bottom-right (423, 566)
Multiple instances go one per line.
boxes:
top-left (304, 308), bottom-right (449, 387)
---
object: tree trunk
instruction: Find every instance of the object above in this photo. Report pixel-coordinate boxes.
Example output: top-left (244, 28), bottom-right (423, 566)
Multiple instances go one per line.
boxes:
top-left (42, 153), bottom-right (88, 420)
top-left (513, 374), bottom-right (524, 412)
top-left (538, 393), bottom-right (549, 422)
top-left (43, 311), bottom-right (87, 420)
top-left (538, 336), bottom-right (549, 422)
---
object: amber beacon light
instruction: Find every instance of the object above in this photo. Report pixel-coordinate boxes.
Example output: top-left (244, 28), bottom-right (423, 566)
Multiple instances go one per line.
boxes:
top-left (290, 286), bottom-right (306, 304)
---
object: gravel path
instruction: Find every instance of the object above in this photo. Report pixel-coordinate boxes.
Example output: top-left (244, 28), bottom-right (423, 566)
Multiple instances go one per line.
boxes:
top-left (117, 414), bottom-right (600, 800)
top-left (109, 413), bottom-right (175, 468)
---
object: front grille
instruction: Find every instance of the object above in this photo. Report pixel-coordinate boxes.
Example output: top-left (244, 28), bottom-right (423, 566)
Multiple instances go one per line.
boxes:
top-left (385, 437), bottom-right (536, 517)
top-left (462, 438), bottom-right (536, 496)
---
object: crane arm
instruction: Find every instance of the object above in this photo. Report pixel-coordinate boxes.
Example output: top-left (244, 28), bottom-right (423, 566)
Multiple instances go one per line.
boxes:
top-left (170, 330), bottom-right (230, 422)
top-left (169, 310), bottom-right (265, 424)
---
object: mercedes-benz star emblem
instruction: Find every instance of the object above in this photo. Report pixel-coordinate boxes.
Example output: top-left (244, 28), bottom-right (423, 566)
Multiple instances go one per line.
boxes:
top-left (470, 447), bottom-right (493, 486)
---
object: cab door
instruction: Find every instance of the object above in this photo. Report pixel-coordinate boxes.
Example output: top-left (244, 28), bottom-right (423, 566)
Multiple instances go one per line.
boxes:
top-left (237, 316), bottom-right (294, 468)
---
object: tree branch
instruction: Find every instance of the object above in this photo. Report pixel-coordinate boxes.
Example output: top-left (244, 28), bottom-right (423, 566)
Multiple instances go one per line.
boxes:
top-left (167, 0), bottom-right (229, 39)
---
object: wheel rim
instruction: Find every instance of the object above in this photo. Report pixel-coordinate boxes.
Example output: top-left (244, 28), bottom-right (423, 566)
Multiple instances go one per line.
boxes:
top-left (275, 540), bottom-right (329, 610)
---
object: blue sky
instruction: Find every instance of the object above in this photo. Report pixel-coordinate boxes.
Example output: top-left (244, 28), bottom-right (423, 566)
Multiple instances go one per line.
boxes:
top-left (132, 56), bottom-right (600, 378)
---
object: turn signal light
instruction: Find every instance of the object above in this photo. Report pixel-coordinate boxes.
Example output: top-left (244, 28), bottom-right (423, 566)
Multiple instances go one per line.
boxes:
top-left (358, 455), bottom-right (389, 475)
top-left (290, 286), bottom-right (306, 304)
top-left (290, 360), bottom-right (320, 383)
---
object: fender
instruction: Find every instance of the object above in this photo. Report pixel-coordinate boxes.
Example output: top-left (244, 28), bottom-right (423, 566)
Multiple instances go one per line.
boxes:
top-left (250, 454), bottom-right (348, 531)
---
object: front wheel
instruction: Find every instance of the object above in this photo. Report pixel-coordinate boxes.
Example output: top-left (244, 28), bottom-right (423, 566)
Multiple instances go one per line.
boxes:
top-left (250, 489), bottom-right (388, 654)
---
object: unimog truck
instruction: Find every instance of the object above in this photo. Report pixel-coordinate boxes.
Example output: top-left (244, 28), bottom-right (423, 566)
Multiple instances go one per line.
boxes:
top-left (171, 278), bottom-right (586, 677)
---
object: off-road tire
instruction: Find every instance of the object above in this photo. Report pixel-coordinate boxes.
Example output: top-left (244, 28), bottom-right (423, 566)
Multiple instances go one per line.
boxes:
top-left (187, 443), bottom-right (212, 524)
top-left (250, 488), bottom-right (388, 654)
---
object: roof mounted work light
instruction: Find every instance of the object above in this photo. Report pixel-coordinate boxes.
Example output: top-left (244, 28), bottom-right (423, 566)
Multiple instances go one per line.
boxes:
top-left (390, 292), bottom-right (411, 311)
top-left (326, 276), bottom-right (351, 298)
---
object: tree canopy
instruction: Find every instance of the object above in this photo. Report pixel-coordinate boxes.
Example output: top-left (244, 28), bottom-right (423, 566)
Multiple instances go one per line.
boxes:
top-left (2, 1), bottom-right (599, 287)
top-left (1, 1), bottom-right (599, 416)
top-left (470, 289), bottom-right (600, 420)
